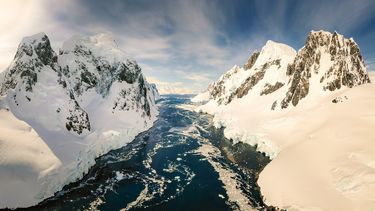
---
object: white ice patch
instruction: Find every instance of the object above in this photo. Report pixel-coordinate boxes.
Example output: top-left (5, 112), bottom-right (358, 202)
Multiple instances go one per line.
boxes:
top-left (194, 139), bottom-right (256, 211)
top-left (116, 171), bottom-right (125, 181)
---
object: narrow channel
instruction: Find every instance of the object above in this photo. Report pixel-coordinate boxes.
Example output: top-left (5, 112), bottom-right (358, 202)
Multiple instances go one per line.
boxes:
top-left (21, 95), bottom-right (270, 211)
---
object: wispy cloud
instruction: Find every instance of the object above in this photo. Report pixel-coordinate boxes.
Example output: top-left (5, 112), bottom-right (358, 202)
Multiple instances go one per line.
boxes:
top-left (183, 74), bottom-right (213, 83)
top-left (0, 0), bottom-right (374, 94)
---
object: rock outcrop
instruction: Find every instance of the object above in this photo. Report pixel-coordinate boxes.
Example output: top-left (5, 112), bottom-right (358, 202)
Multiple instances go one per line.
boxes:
top-left (281, 31), bottom-right (370, 108)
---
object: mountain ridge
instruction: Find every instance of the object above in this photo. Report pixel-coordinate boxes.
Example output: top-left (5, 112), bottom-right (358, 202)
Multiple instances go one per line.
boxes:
top-left (194, 30), bottom-right (370, 110)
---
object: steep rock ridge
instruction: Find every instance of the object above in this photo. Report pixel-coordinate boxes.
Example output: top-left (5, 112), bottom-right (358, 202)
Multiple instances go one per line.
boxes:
top-left (260, 82), bottom-right (284, 96)
top-left (281, 30), bottom-right (370, 108)
top-left (208, 65), bottom-right (243, 104)
top-left (0, 33), bottom-right (90, 135)
top-left (244, 50), bottom-right (260, 70)
top-left (0, 33), bottom-right (56, 94)
top-left (228, 58), bottom-right (281, 102)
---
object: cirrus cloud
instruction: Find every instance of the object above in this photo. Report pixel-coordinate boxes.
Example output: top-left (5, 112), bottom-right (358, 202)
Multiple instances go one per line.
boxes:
top-left (0, 0), bottom-right (374, 93)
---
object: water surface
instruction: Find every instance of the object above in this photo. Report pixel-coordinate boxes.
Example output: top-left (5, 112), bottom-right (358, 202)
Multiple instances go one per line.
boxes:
top-left (21, 95), bottom-right (270, 211)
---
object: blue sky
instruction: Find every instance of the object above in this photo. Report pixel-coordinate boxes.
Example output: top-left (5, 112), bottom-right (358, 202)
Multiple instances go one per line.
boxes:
top-left (1, 0), bottom-right (375, 93)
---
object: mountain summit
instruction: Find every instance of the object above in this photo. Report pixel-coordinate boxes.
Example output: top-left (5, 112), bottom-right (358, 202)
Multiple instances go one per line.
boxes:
top-left (194, 30), bottom-right (370, 110)
top-left (280, 30), bottom-right (370, 108)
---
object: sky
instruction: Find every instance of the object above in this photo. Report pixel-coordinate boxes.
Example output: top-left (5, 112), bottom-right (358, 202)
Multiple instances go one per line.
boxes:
top-left (0, 0), bottom-right (375, 94)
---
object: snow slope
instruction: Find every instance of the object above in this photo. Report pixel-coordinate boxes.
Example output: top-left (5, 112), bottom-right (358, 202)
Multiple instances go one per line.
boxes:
top-left (191, 90), bottom-right (210, 103)
top-left (196, 31), bottom-right (375, 210)
top-left (0, 101), bottom-right (62, 208)
top-left (206, 41), bottom-right (296, 106)
top-left (0, 33), bottom-right (158, 209)
top-left (258, 84), bottom-right (375, 210)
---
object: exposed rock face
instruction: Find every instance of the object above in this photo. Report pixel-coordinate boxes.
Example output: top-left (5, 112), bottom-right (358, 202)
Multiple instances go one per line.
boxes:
top-left (65, 101), bottom-right (91, 134)
top-left (229, 59), bottom-right (282, 103)
top-left (244, 51), bottom-right (260, 70)
top-left (1, 33), bottom-right (57, 94)
top-left (281, 31), bottom-right (370, 108)
top-left (261, 82), bottom-right (284, 96)
top-left (332, 95), bottom-right (348, 103)
top-left (209, 65), bottom-right (242, 104)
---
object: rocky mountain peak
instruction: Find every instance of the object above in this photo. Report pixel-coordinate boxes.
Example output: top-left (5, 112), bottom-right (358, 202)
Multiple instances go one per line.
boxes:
top-left (206, 40), bottom-right (297, 105)
top-left (15, 32), bottom-right (56, 66)
top-left (58, 34), bottom-right (143, 98)
top-left (243, 41), bottom-right (297, 71)
top-left (199, 30), bottom-right (370, 111)
top-left (280, 30), bottom-right (370, 108)
top-left (57, 34), bottom-right (154, 118)
top-left (1, 32), bottom-right (57, 94)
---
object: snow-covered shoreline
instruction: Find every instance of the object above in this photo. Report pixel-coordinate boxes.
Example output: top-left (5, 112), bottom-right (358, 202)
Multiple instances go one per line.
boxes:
top-left (0, 106), bottom-right (158, 209)
top-left (196, 83), bottom-right (375, 210)
top-left (193, 30), bottom-right (375, 210)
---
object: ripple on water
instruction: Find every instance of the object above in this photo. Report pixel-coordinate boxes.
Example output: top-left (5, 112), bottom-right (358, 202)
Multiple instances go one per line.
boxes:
top-left (25, 96), bottom-right (269, 211)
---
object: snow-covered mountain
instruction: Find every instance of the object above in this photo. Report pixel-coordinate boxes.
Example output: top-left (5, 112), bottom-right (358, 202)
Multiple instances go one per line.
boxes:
top-left (195, 31), bottom-right (375, 210)
top-left (194, 31), bottom-right (370, 110)
top-left (0, 33), bottom-right (158, 208)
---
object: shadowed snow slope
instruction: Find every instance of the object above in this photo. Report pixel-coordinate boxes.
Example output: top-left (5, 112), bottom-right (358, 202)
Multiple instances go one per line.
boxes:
top-left (195, 30), bottom-right (375, 210)
top-left (0, 33), bottom-right (159, 209)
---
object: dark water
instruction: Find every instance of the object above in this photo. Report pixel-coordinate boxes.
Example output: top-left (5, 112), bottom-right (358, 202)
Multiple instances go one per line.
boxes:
top-left (18, 95), bottom-right (270, 211)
